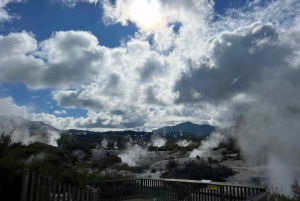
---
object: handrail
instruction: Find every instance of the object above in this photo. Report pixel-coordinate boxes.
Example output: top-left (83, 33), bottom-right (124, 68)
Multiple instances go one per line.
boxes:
top-left (87, 178), bottom-right (267, 189)
top-left (87, 178), bottom-right (267, 201)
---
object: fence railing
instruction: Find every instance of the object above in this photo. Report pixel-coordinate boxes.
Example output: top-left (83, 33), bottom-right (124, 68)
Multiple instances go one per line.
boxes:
top-left (87, 178), bottom-right (267, 201)
top-left (21, 169), bottom-right (98, 201)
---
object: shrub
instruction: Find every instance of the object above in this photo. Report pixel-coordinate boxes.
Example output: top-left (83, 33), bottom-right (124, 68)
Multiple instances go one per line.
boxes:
top-left (166, 160), bottom-right (178, 170)
top-left (161, 160), bottom-right (235, 182)
top-left (267, 180), bottom-right (300, 201)
top-left (151, 168), bottom-right (157, 173)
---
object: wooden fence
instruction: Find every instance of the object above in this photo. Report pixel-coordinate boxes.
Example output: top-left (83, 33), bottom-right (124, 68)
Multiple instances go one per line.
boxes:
top-left (87, 178), bottom-right (267, 201)
top-left (21, 169), bottom-right (98, 201)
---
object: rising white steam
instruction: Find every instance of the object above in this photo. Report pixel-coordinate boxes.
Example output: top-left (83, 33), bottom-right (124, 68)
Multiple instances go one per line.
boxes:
top-left (26, 152), bottom-right (46, 163)
top-left (234, 107), bottom-right (300, 194)
top-left (118, 143), bottom-right (148, 166)
top-left (7, 129), bottom-right (61, 147)
top-left (47, 131), bottom-right (61, 147)
top-left (114, 141), bottom-right (118, 149)
top-left (101, 139), bottom-right (108, 148)
top-left (189, 132), bottom-right (226, 158)
top-left (150, 135), bottom-right (166, 147)
top-left (176, 139), bottom-right (192, 147)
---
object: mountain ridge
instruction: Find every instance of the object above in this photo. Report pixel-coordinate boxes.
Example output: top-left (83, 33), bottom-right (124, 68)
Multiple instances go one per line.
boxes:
top-left (153, 121), bottom-right (217, 136)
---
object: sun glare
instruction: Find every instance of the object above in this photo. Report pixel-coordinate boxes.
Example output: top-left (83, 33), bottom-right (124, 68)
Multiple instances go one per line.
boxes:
top-left (130, 0), bottom-right (160, 28)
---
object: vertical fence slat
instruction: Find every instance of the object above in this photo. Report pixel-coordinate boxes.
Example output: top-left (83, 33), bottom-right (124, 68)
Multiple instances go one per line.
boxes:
top-left (57, 182), bottom-right (62, 201)
top-left (46, 178), bottom-right (51, 201)
top-left (62, 183), bottom-right (67, 201)
top-left (52, 180), bottom-right (57, 201)
top-left (86, 190), bottom-right (89, 201)
top-left (81, 189), bottom-right (85, 201)
top-left (36, 175), bottom-right (41, 201)
top-left (30, 172), bottom-right (35, 201)
top-left (21, 169), bottom-right (30, 201)
top-left (67, 185), bottom-right (71, 201)
top-left (77, 188), bottom-right (81, 201)
top-left (41, 176), bottom-right (46, 201)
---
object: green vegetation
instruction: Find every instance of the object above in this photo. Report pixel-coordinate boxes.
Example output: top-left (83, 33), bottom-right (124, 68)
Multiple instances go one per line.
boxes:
top-left (161, 160), bottom-right (235, 182)
top-left (115, 164), bottom-right (150, 173)
top-left (267, 180), bottom-right (300, 201)
top-left (0, 133), bottom-right (133, 201)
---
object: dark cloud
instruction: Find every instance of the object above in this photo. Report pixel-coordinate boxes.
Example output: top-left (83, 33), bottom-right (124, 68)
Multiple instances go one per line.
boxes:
top-left (174, 23), bottom-right (294, 105)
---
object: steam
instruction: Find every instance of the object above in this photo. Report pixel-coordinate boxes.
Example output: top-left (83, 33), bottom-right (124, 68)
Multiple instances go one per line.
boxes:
top-left (234, 107), bottom-right (300, 194)
top-left (150, 135), bottom-right (167, 147)
top-left (101, 139), bottom-right (108, 148)
top-left (189, 132), bottom-right (226, 158)
top-left (47, 131), bottom-right (61, 147)
top-left (118, 143), bottom-right (148, 166)
top-left (114, 141), bottom-right (118, 149)
top-left (7, 129), bottom-right (61, 147)
top-left (26, 152), bottom-right (46, 163)
top-left (0, 115), bottom-right (61, 146)
top-left (176, 139), bottom-right (192, 147)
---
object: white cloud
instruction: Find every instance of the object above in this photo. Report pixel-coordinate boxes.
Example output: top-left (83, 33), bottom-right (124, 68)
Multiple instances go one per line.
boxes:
top-left (0, 0), bottom-right (300, 131)
top-left (0, 0), bottom-right (23, 22)
top-left (0, 97), bottom-right (30, 117)
top-left (54, 110), bottom-right (67, 115)
top-left (58, 0), bottom-right (99, 7)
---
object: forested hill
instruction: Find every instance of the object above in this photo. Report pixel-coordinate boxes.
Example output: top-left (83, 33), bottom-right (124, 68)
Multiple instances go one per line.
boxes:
top-left (153, 122), bottom-right (217, 136)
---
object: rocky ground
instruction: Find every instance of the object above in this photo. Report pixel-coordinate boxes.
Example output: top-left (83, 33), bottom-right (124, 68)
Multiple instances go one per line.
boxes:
top-left (74, 148), bottom-right (269, 186)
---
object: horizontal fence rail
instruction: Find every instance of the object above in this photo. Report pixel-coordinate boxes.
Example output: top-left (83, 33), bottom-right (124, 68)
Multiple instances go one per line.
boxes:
top-left (87, 178), bottom-right (267, 201)
top-left (21, 169), bottom-right (98, 201)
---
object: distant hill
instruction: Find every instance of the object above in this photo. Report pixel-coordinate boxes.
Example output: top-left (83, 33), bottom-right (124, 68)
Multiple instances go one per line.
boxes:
top-left (0, 115), bottom-right (61, 145)
top-left (0, 115), bottom-right (59, 134)
top-left (153, 122), bottom-right (217, 136)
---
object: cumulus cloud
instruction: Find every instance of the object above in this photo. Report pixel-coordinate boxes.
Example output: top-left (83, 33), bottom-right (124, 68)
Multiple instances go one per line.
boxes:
top-left (54, 110), bottom-right (67, 115)
top-left (0, 31), bottom-right (108, 89)
top-left (58, 0), bottom-right (99, 7)
top-left (1, 0), bottom-right (300, 132)
top-left (0, 0), bottom-right (23, 22)
top-left (0, 97), bottom-right (30, 117)
top-left (101, 0), bottom-right (213, 30)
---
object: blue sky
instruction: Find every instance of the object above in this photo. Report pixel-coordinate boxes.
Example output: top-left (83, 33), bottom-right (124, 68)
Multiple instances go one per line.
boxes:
top-left (0, 0), bottom-right (299, 131)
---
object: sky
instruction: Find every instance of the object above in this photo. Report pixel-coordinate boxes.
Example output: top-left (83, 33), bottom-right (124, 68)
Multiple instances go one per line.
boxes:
top-left (0, 0), bottom-right (299, 131)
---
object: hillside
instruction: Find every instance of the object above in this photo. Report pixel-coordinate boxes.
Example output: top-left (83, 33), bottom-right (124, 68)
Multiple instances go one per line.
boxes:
top-left (153, 122), bottom-right (217, 136)
top-left (0, 115), bottom-right (59, 133)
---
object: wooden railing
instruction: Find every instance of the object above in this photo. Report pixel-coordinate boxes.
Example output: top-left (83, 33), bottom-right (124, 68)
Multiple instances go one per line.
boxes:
top-left (21, 169), bottom-right (98, 201)
top-left (87, 178), bottom-right (267, 201)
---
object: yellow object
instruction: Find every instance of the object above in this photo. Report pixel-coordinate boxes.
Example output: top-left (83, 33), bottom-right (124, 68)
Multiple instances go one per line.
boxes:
top-left (207, 184), bottom-right (218, 191)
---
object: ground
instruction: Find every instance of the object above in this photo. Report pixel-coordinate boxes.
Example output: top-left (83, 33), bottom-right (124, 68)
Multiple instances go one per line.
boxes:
top-left (77, 148), bottom-right (269, 186)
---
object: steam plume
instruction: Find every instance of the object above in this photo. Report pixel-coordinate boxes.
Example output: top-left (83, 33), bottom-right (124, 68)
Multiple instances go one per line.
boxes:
top-left (101, 139), bottom-right (108, 148)
top-left (234, 107), bottom-right (300, 194)
top-left (189, 132), bottom-right (226, 158)
top-left (118, 143), bottom-right (148, 166)
top-left (150, 135), bottom-right (166, 147)
top-left (176, 139), bottom-right (192, 147)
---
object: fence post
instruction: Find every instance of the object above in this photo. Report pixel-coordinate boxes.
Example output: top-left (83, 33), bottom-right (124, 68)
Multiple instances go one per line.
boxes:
top-left (188, 183), bottom-right (192, 201)
top-left (21, 169), bottom-right (30, 201)
top-left (91, 189), bottom-right (98, 201)
top-left (220, 186), bottom-right (225, 201)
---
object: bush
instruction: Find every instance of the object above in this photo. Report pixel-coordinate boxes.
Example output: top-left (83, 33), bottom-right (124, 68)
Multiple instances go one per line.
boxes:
top-left (151, 168), bottom-right (157, 173)
top-left (161, 160), bottom-right (235, 182)
top-left (91, 154), bottom-right (122, 170)
top-left (115, 164), bottom-right (149, 173)
top-left (267, 180), bottom-right (300, 201)
top-left (166, 160), bottom-right (178, 170)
